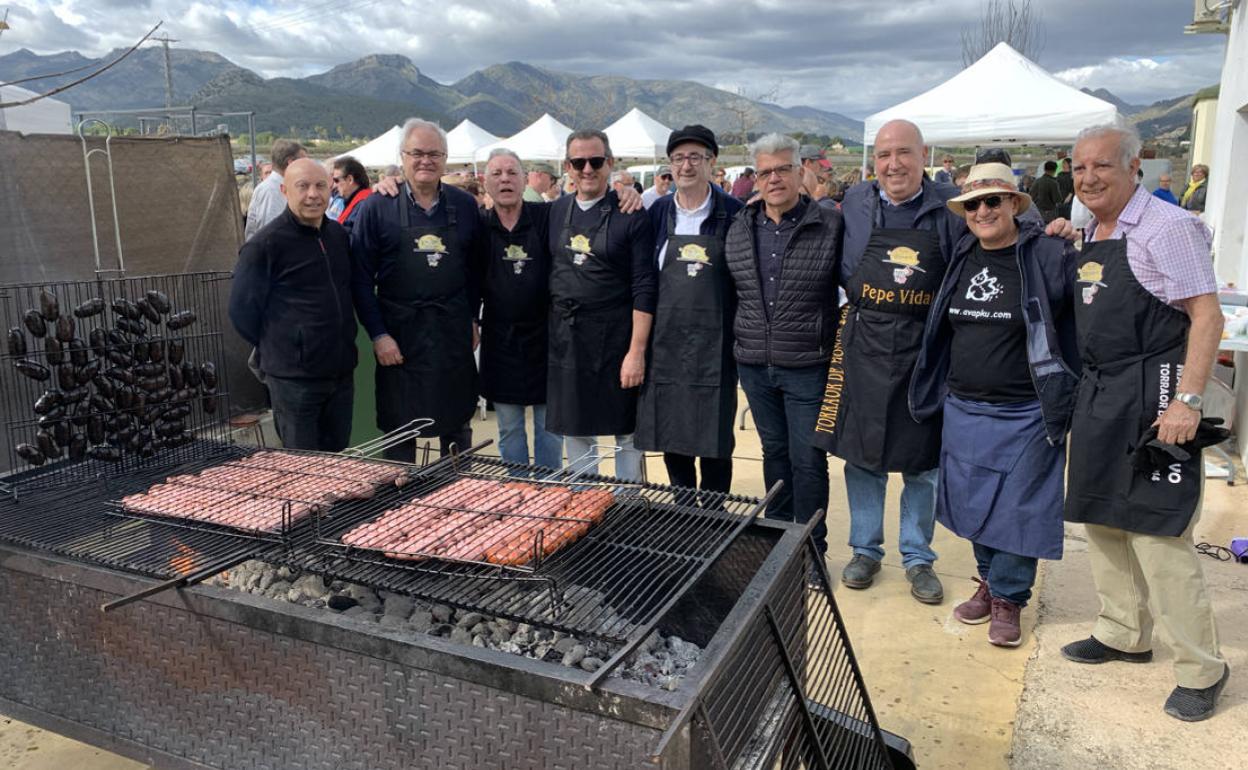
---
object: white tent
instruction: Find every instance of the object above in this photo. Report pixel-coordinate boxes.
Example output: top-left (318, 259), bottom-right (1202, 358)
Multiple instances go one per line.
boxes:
top-left (473, 113), bottom-right (572, 163)
top-left (0, 85), bottom-right (72, 134)
top-left (862, 43), bottom-right (1119, 147)
top-left (333, 124), bottom-right (403, 167)
top-left (603, 107), bottom-right (672, 159)
top-left (446, 119), bottom-right (500, 165)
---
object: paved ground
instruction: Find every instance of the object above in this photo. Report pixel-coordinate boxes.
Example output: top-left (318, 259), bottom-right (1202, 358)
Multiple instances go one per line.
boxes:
top-left (2, 401), bottom-right (1242, 769)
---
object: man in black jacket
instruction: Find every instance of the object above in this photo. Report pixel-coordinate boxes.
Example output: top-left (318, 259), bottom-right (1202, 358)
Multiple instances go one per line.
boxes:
top-left (229, 158), bottom-right (358, 451)
top-left (725, 133), bottom-right (842, 553)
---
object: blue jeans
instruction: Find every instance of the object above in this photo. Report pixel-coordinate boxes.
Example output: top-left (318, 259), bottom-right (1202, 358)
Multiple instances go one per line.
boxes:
top-left (495, 403), bottom-right (564, 469)
top-left (844, 462), bottom-right (937, 568)
top-left (563, 434), bottom-right (642, 481)
top-left (973, 542), bottom-right (1037, 607)
top-left (737, 362), bottom-right (830, 552)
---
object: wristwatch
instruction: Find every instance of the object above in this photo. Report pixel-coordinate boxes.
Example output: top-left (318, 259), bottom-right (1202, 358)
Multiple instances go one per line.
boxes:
top-left (1176, 392), bottom-right (1203, 411)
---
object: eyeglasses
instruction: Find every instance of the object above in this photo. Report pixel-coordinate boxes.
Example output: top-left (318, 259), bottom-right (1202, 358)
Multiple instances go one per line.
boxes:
top-left (401, 149), bottom-right (446, 162)
top-left (756, 164), bottom-right (795, 181)
top-left (567, 156), bottom-right (607, 171)
top-left (669, 153), bottom-right (709, 166)
top-left (963, 195), bottom-right (1007, 212)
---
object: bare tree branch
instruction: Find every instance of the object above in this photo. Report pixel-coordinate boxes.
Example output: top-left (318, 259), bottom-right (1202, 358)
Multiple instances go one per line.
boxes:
top-left (960, 0), bottom-right (1045, 67)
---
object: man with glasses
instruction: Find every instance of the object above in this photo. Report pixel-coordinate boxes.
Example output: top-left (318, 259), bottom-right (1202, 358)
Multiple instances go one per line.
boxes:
top-left (350, 118), bottom-right (484, 461)
top-left (636, 126), bottom-right (744, 495)
top-left (725, 133), bottom-right (842, 554)
top-left (330, 155), bottom-right (373, 235)
top-left (547, 129), bottom-right (656, 480)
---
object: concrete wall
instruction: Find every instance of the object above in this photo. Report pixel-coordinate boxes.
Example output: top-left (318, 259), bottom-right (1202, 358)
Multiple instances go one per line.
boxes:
top-left (1189, 97), bottom-right (1219, 170)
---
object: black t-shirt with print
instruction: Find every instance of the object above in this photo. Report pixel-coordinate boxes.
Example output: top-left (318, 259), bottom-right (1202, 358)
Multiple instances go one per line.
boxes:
top-left (946, 244), bottom-right (1034, 403)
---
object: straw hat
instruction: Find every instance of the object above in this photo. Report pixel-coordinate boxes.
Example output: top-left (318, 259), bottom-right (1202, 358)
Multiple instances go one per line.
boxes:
top-left (946, 162), bottom-right (1031, 216)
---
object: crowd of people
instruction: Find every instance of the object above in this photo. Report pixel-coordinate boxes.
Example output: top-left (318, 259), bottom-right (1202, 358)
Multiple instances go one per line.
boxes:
top-left (228, 116), bottom-right (1230, 723)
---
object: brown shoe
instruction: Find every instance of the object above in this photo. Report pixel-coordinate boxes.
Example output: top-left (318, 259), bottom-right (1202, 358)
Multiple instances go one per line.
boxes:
top-left (988, 597), bottom-right (1023, 647)
top-left (953, 577), bottom-right (992, 625)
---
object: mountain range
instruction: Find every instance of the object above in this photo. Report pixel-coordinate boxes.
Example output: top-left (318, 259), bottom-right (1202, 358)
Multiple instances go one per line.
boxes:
top-left (0, 47), bottom-right (1202, 145)
top-left (0, 47), bottom-right (863, 143)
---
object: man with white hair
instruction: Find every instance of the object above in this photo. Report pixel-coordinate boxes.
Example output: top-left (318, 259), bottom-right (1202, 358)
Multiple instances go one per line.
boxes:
top-left (1059, 123), bottom-right (1229, 722)
top-left (725, 132), bottom-right (842, 555)
top-left (350, 118), bottom-right (484, 461)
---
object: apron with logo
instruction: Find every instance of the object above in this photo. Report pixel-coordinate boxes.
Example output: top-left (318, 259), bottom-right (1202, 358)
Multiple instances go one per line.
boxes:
top-left (479, 204), bottom-right (549, 406)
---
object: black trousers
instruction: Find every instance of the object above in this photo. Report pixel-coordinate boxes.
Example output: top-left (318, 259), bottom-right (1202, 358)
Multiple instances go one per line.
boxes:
top-left (382, 424), bottom-right (473, 464)
top-left (265, 374), bottom-right (354, 452)
top-left (663, 452), bottom-right (733, 493)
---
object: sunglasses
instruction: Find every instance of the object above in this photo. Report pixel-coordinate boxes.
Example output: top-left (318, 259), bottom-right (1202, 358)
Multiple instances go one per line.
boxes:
top-left (567, 156), bottom-right (607, 171)
top-left (660, 174), bottom-right (673, 181)
top-left (963, 195), bottom-right (1007, 212)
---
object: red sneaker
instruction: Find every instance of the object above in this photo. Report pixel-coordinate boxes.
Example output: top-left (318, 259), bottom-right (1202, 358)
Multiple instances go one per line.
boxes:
top-left (953, 577), bottom-right (991, 625)
top-left (988, 597), bottom-right (1023, 647)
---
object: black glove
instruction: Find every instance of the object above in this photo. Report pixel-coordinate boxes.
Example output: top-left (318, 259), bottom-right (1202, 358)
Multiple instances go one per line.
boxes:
top-left (1130, 418), bottom-right (1230, 476)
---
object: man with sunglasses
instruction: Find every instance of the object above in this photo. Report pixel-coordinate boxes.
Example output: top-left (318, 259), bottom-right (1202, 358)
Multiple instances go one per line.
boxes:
top-left (640, 166), bottom-right (673, 209)
top-left (636, 125), bottom-right (744, 495)
top-left (330, 155), bottom-right (372, 236)
top-left (547, 130), bottom-right (656, 480)
top-left (350, 118), bottom-right (485, 461)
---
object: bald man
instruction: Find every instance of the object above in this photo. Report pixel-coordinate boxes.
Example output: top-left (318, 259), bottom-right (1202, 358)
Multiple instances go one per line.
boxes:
top-left (229, 157), bottom-right (359, 451)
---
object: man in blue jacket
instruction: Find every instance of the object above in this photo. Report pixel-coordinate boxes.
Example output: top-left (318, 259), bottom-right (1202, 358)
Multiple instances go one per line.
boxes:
top-left (229, 158), bottom-right (358, 451)
top-left (636, 125), bottom-right (744, 494)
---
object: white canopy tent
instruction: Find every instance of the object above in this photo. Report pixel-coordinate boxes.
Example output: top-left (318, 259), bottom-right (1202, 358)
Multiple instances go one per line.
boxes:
top-left (333, 124), bottom-right (403, 168)
top-left (861, 42), bottom-right (1119, 166)
top-left (473, 113), bottom-right (572, 163)
top-left (603, 107), bottom-right (672, 159)
top-left (0, 85), bottom-right (72, 134)
top-left (446, 119), bottom-right (500, 165)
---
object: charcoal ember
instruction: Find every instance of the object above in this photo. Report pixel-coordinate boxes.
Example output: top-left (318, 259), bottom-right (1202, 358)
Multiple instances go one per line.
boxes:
top-left (455, 611), bottom-right (485, 629)
top-left (290, 574), bottom-right (328, 603)
top-left (553, 636), bottom-right (578, 655)
top-left (489, 625), bottom-right (512, 646)
top-left (7, 327), bottom-right (25, 356)
top-left (469, 622), bottom-right (488, 637)
top-left (16, 443), bottom-right (45, 466)
top-left (14, 359), bottom-right (50, 381)
top-left (343, 584), bottom-right (381, 611)
top-left (580, 657), bottom-right (604, 673)
top-left (110, 297), bottom-right (141, 320)
top-left (326, 595), bottom-right (358, 612)
top-left (115, 317), bottom-right (146, 336)
top-left (408, 610), bottom-right (434, 633)
top-left (22, 310), bottom-right (47, 338)
top-left (431, 604), bottom-right (454, 624)
top-left (449, 626), bottom-right (473, 646)
top-left (380, 615), bottom-right (408, 629)
top-left (54, 315), bottom-right (75, 343)
top-left (68, 338), bottom-right (89, 367)
top-left (39, 290), bottom-right (60, 322)
top-left (383, 595), bottom-right (414, 619)
top-left (44, 338), bottom-right (63, 365)
top-left (145, 290), bottom-right (171, 315)
top-left (136, 297), bottom-right (161, 325)
top-left (264, 580), bottom-right (291, 599)
top-left (73, 298), bottom-right (106, 318)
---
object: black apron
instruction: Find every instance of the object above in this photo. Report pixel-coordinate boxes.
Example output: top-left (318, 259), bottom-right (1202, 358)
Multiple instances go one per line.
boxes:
top-left (635, 199), bottom-right (736, 458)
top-left (1064, 236), bottom-right (1200, 536)
top-left (546, 197), bottom-right (636, 437)
top-left (812, 197), bottom-right (945, 473)
top-left (375, 184), bottom-right (478, 437)
top-left (479, 206), bottom-right (548, 405)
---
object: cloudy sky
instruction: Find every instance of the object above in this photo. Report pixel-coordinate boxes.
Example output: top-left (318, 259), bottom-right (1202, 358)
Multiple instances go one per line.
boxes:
top-left (1, 0), bottom-right (1229, 117)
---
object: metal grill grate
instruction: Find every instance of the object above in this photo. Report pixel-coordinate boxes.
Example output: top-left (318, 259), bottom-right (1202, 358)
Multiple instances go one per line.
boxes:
top-left (1, 272), bottom-right (232, 492)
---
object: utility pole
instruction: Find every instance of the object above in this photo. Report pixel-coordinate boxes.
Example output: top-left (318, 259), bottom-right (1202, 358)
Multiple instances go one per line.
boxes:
top-left (0, 9), bottom-right (11, 42)
top-left (147, 32), bottom-right (179, 110)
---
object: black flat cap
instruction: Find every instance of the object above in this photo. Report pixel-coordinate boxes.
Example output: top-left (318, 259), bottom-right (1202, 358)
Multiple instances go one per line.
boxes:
top-left (975, 147), bottom-right (1013, 166)
top-left (667, 124), bottom-right (719, 158)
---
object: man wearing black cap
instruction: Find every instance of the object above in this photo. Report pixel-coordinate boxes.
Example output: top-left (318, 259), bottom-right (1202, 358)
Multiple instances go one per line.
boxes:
top-left (636, 126), bottom-right (744, 494)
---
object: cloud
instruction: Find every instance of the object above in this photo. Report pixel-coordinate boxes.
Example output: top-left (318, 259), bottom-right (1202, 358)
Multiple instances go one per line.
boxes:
top-left (1, 0), bottom-right (1228, 118)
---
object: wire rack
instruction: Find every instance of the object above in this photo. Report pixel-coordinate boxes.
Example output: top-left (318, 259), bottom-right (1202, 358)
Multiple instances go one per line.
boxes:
top-left (1, 272), bottom-right (232, 494)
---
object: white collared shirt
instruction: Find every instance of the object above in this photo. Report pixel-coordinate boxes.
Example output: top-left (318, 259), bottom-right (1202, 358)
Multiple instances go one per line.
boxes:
top-left (657, 185), bottom-right (714, 268)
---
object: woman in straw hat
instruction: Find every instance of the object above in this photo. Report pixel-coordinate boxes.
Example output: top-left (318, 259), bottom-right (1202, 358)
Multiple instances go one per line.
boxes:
top-left (910, 162), bottom-right (1081, 647)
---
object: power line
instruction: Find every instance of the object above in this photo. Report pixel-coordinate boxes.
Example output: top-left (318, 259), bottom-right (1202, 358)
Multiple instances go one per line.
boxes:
top-left (0, 21), bottom-right (163, 109)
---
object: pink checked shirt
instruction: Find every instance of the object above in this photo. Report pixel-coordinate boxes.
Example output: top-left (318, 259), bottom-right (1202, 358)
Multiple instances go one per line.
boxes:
top-left (1088, 184), bottom-right (1216, 306)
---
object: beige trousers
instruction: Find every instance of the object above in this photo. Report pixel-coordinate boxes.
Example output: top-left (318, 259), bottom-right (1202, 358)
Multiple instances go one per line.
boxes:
top-left (1084, 484), bottom-right (1226, 688)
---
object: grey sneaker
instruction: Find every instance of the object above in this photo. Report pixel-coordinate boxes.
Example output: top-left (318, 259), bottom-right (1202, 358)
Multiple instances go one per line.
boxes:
top-left (1163, 665), bottom-right (1230, 722)
top-left (1060, 637), bottom-right (1153, 665)
top-left (841, 554), bottom-right (881, 589)
top-left (906, 564), bottom-right (944, 604)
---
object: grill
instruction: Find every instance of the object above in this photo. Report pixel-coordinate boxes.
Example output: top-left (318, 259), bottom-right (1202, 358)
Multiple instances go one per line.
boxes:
top-left (0, 273), bottom-right (915, 769)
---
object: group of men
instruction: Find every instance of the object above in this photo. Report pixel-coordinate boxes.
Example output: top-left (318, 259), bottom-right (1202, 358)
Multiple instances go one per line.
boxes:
top-left (228, 113), bottom-right (1228, 721)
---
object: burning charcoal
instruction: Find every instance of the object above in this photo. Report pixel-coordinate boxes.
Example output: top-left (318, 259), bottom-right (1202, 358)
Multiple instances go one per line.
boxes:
top-left (449, 626), bottom-right (473, 646)
top-left (145, 289), bottom-right (171, 315)
top-left (490, 626), bottom-right (512, 645)
top-left (7, 327), bottom-right (26, 356)
top-left (553, 636), bottom-right (578, 655)
top-left (579, 657), bottom-right (604, 673)
top-left (383, 595), bottom-right (414, 620)
top-left (39, 290), bottom-right (60, 322)
top-left (455, 611), bottom-right (485, 629)
top-left (431, 604), bottom-right (454, 624)
top-left (408, 610), bottom-right (434, 633)
top-left (73, 298), bottom-right (106, 318)
top-left (264, 580), bottom-right (291, 599)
